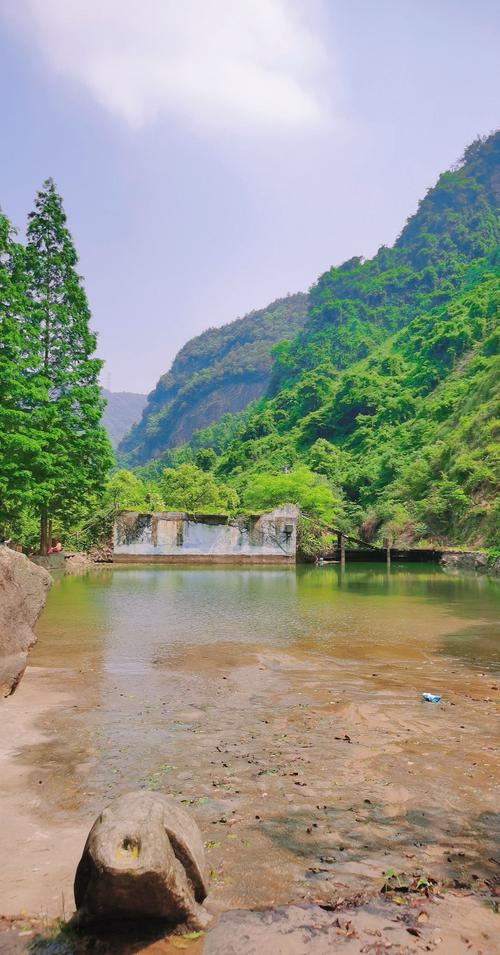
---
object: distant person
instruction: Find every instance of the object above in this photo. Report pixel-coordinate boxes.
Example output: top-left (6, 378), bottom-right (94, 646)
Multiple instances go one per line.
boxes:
top-left (47, 538), bottom-right (62, 554)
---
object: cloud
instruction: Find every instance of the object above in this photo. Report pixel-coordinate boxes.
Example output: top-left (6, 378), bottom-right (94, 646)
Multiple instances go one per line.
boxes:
top-left (3, 0), bottom-right (330, 134)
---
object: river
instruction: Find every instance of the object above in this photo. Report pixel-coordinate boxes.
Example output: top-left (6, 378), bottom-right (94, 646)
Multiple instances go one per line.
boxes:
top-left (1, 563), bottom-right (499, 946)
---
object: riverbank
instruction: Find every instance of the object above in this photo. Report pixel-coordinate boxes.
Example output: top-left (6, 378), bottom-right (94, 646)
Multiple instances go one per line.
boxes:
top-left (2, 650), bottom-right (499, 954)
top-left (0, 564), bottom-right (498, 952)
top-left (440, 550), bottom-right (500, 576)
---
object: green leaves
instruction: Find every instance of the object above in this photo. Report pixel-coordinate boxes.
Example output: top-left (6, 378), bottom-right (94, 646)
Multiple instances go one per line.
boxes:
top-left (160, 463), bottom-right (240, 514)
top-left (240, 465), bottom-right (340, 524)
top-left (0, 182), bottom-right (113, 548)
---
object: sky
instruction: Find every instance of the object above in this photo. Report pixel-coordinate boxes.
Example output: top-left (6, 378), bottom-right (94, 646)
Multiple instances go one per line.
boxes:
top-left (0, 1), bottom-right (498, 394)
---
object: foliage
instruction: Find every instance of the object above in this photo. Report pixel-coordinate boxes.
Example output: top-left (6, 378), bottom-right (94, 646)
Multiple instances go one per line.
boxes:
top-left (297, 516), bottom-right (335, 559)
top-left (160, 463), bottom-right (240, 513)
top-left (108, 469), bottom-right (163, 512)
top-left (119, 293), bottom-right (308, 464)
top-left (0, 211), bottom-right (33, 528)
top-left (22, 179), bottom-right (113, 550)
top-left (239, 465), bottom-right (341, 524)
top-left (0, 182), bottom-right (113, 551)
top-left (195, 447), bottom-right (217, 471)
top-left (205, 133), bottom-right (500, 548)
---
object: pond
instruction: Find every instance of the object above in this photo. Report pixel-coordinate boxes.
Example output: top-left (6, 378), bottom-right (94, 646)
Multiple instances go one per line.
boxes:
top-left (1, 563), bottom-right (499, 920)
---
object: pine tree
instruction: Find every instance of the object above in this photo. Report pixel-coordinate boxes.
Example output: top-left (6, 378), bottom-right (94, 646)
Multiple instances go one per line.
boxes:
top-left (24, 179), bottom-right (112, 553)
top-left (0, 211), bottom-right (36, 532)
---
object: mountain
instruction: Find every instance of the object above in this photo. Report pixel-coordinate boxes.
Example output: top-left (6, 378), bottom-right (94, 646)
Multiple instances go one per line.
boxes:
top-left (206, 133), bottom-right (500, 547)
top-left (101, 389), bottom-right (147, 448)
top-left (118, 292), bottom-right (308, 464)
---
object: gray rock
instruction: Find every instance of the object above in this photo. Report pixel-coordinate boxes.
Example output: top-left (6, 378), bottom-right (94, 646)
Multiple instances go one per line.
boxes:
top-left (74, 791), bottom-right (209, 928)
top-left (0, 546), bottom-right (51, 698)
top-left (440, 551), bottom-right (489, 573)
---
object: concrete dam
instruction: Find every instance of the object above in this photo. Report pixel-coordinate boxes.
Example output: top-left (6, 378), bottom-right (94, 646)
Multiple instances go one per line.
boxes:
top-left (113, 507), bottom-right (299, 563)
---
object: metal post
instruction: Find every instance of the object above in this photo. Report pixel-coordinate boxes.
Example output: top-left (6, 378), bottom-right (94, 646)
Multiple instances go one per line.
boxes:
top-left (384, 537), bottom-right (391, 568)
top-left (337, 531), bottom-right (346, 570)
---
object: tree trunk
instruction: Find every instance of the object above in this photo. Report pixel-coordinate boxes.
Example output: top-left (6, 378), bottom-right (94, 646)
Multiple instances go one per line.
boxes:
top-left (40, 506), bottom-right (49, 555)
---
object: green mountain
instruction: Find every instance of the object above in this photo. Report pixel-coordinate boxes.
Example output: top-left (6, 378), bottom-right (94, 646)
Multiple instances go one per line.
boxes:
top-left (118, 292), bottom-right (308, 464)
top-left (209, 133), bottom-right (499, 547)
top-left (121, 133), bottom-right (499, 549)
top-left (178, 133), bottom-right (498, 548)
top-left (101, 389), bottom-right (147, 448)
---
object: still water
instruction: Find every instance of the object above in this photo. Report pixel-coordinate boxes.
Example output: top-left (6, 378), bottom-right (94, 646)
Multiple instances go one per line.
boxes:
top-left (4, 563), bottom-right (500, 916)
top-left (33, 562), bottom-right (500, 672)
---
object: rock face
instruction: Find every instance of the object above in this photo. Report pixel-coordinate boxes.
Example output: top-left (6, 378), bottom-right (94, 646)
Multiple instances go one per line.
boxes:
top-left (0, 546), bottom-right (52, 698)
top-left (74, 791), bottom-right (209, 928)
top-left (440, 551), bottom-right (490, 574)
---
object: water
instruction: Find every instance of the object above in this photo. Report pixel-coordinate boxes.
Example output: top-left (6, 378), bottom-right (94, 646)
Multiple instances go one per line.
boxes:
top-left (3, 563), bottom-right (500, 916)
top-left (33, 562), bottom-right (500, 671)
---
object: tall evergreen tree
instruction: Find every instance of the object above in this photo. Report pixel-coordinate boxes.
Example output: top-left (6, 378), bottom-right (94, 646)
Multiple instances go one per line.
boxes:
top-left (24, 179), bottom-right (112, 552)
top-left (0, 211), bottom-right (35, 531)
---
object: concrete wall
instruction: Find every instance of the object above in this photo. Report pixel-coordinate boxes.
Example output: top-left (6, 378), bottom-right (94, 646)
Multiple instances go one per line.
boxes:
top-left (113, 507), bottom-right (299, 563)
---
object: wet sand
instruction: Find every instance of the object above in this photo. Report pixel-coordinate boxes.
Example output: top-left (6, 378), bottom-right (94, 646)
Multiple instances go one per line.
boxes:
top-left (0, 565), bottom-right (499, 952)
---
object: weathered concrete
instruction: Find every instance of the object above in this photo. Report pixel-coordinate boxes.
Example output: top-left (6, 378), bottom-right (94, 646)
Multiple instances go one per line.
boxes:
top-left (74, 791), bottom-right (210, 928)
top-left (0, 547), bottom-right (51, 698)
top-left (113, 507), bottom-right (298, 563)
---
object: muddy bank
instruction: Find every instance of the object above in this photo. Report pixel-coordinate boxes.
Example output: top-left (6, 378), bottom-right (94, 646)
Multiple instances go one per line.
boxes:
top-left (1, 642), bottom-right (499, 933)
top-left (0, 565), bottom-right (498, 952)
top-left (2, 888), bottom-right (500, 954)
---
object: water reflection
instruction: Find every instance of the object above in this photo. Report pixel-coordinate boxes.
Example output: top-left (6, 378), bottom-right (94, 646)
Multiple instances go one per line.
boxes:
top-left (19, 562), bottom-right (500, 911)
top-left (33, 563), bottom-right (500, 675)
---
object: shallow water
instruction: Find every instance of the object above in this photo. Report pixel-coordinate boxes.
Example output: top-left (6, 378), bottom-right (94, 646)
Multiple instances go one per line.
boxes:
top-left (2, 563), bottom-right (500, 919)
top-left (33, 562), bottom-right (500, 670)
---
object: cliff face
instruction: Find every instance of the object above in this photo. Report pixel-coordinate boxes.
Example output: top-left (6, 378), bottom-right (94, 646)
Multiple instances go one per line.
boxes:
top-left (118, 293), bottom-right (308, 465)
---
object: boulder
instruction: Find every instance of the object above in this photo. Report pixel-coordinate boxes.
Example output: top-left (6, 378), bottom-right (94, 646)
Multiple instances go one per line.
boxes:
top-left (74, 791), bottom-right (210, 929)
top-left (0, 546), bottom-right (52, 698)
top-left (64, 552), bottom-right (93, 574)
top-left (440, 551), bottom-right (489, 573)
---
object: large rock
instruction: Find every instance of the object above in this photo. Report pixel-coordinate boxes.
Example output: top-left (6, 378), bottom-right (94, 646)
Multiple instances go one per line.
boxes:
top-left (74, 791), bottom-right (210, 928)
top-left (440, 551), bottom-right (489, 573)
top-left (0, 546), bottom-right (52, 698)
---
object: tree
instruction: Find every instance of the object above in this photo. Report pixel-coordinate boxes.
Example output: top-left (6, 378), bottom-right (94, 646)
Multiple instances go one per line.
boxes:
top-left (0, 211), bottom-right (34, 531)
top-left (195, 447), bottom-right (217, 471)
top-left (109, 469), bottom-right (163, 511)
top-left (23, 179), bottom-right (113, 552)
top-left (240, 465), bottom-right (340, 524)
top-left (160, 464), bottom-right (239, 513)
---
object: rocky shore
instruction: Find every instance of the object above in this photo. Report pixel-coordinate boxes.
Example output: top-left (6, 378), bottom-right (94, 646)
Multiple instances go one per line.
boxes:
top-left (440, 550), bottom-right (500, 576)
top-left (0, 546), bottom-right (51, 697)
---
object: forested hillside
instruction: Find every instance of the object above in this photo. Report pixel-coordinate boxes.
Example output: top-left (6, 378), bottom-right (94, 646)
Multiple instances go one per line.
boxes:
top-left (212, 133), bottom-right (500, 547)
top-left (119, 292), bottom-right (308, 464)
top-left (120, 133), bottom-right (499, 551)
top-left (101, 389), bottom-right (147, 448)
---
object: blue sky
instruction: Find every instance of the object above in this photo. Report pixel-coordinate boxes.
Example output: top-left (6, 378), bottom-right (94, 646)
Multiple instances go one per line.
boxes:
top-left (1, 0), bottom-right (498, 392)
